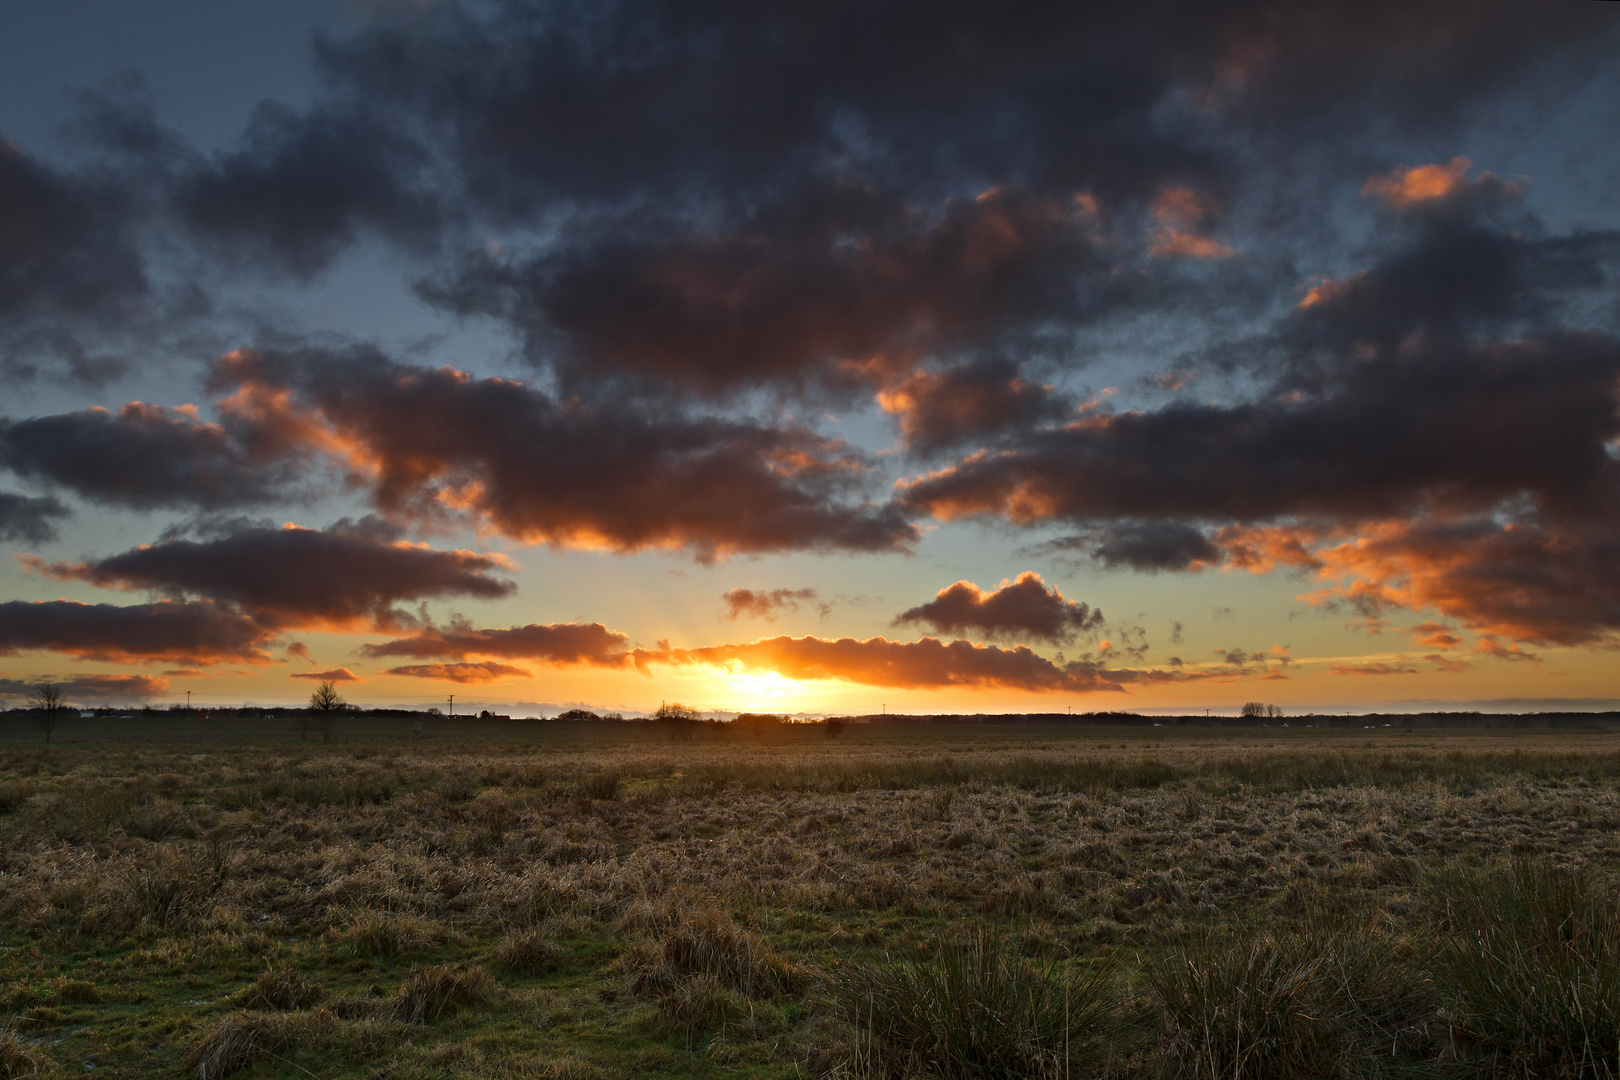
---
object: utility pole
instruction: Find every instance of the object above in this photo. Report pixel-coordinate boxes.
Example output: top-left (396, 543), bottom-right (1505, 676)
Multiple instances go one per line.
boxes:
top-left (448, 694), bottom-right (454, 718)
top-left (186, 690), bottom-right (191, 713)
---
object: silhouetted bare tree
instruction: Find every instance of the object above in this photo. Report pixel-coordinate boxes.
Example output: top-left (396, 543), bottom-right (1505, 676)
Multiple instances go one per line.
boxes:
top-left (653, 701), bottom-right (699, 742)
top-left (308, 680), bottom-right (346, 744)
top-left (27, 682), bottom-right (68, 743)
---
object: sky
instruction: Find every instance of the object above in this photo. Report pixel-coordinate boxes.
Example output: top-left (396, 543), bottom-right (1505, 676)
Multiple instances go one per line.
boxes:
top-left (2, 0), bottom-right (1619, 718)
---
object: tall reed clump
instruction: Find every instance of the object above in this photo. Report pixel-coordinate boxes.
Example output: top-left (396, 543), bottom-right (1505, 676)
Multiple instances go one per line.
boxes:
top-left (1430, 855), bottom-right (1620, 1078)
top-left (1145, 930), bottom-right (1433, 1079)
top-left (828, 928), bottom-right (1120, 1079)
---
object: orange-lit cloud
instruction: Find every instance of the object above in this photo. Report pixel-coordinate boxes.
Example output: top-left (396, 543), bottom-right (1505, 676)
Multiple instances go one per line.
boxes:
top-left (1409, 621), bottom-right (1463, 650)
top-left (1361, 158), bottom-right (1473, 207)
top-left (1148, 187), bottom-right (1234, 258)
top-left (1289, 517), bottom-right (1617, 647)
top-left (877, 361), bottom-right (1065, 452)
top-left (1150, 231), bottom-right (1235, 259)
top-left (1473, 637), bottom-right (1541, 663)
top-left (291, 667), bottom-right (361, 682)
top-left (383, 661), bottom-right (533, 683)
top-left (207, 348), bottom-right (915, 560)
top-left (1328, 661), bottom-right (1419, 677)
top-left (644, 634), bottom-right (1193, 694)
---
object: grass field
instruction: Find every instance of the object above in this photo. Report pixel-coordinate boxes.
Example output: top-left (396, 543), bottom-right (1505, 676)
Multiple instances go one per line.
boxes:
top-left (2, 722), bottom-right (1619, 1078)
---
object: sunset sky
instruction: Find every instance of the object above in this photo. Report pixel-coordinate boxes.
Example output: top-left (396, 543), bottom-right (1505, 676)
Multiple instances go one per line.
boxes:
top-left (2, 1), bottom-right (1619, 716)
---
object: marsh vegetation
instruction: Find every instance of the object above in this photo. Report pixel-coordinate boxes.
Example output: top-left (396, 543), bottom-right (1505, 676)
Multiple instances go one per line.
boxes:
top-left (1, 725), bottom-right (1618, 1078)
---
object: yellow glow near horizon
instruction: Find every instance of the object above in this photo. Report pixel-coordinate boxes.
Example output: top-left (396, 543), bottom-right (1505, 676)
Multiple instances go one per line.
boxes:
top-left (724, 669), bottom-right (812, 704)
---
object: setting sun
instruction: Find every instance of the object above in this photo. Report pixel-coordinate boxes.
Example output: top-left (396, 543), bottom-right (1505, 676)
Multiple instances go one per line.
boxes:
top-left (722, 668), bottom-right (813, 704)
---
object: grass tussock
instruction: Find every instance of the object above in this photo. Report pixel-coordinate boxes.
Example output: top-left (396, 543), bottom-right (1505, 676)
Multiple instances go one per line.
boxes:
top-left (230, 969), bottom-right (325, 1011)
top-left (492, 928), bottom-right (565, 975)
top-left (616, 893), bottom-right (798, 1001)
top-left (191, 1010), bottom-right (314, 1080)
top-left (386, 963), bottom-right (498, 1024)
top-left (828, 928), bottom-right (1119, 1079)
top-left (1147, 928), bottom-right (1437, 1080)
top-left (1431, 856), bottom-right (1620, 1078)
top-left (0, 1026), bottom-right (54, 1079)
top-left (189, 1010), bottom-right (397, 1079)
top-left (79, 843), bottom-right (228, 936)
top-left (324, 910), bottom-right (447, 956)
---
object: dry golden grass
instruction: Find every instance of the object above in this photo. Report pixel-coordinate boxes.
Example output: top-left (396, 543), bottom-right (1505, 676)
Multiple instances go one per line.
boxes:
top-left (0, 724), bottom-right (1616, 1077)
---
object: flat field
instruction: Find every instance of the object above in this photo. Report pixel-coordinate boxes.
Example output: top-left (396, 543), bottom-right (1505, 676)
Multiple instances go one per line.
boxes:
top-left (2, 722), bottom-right (1619, 1079)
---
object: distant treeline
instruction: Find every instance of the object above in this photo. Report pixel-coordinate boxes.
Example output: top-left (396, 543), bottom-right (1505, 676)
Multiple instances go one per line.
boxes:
top-left (819, 711), bottom-right (1620, 729)
top-left (4, 705), bottom-right (1615, 730)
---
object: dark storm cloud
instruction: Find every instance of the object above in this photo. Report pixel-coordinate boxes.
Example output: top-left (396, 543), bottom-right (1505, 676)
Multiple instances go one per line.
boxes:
top-left (419, 184), bottom-right (1150, 397)
top-left (0, 599), bottom-right (272, 665)
top-left (1283, 164), bottom-right (1620, 355)
top-left (320, 0), bottom-right (1609, 395)
top-left (877, 359), bottom-right (1072, 454)
top-left (1049, 522), bottom-right (1222, 573)
top-left (892, 163), bottom-right (1620, 647)
top-left (898, 335), bottom-right (1620, 527)
top-left (25, 519), bottom-right (515, 631)
top-left (720, 588), bottom-right (824, 622)
top-left (7, 0), bottom-right (1614, 392)
top-left (0, 138), bottom-right (145, 314)
top-left (0, 138), bottom-right (147, 384)
top-left (892, 572), bottom-right (1103, 644)
top-left (309, 0), bottom-right (1613, 215)
top-left (209, 347), bottom-right (916, 558)
top-left (0, 491), bottom-right (70, 544)
top-left (313, 2), bottom-right (1209, 216)
top-left (0, 673), bottom-right (169, 703)
top-left (0, 400), bottom-right (314, 510)
top-left (176, 102), bottom-right (444, 279)
top-left (361, 620), bottom-right (633, 667)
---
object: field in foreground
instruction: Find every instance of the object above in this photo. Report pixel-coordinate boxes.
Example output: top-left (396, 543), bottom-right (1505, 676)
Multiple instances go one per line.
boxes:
top-left (2, 724), bottom-right (1619, 1079)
